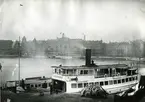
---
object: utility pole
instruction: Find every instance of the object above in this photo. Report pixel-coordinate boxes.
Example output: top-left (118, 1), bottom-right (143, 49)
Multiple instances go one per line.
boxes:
top-left (0, 2), bottom-right (4, 102)
top-left (18, 3), bottom-right (23, 86)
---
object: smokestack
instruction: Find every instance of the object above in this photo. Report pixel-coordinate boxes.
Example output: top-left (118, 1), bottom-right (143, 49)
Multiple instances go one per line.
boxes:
top-left (85, 49), bottom-right (91, 66)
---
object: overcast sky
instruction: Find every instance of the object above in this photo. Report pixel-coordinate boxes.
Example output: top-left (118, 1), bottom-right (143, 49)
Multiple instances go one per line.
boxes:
top-left (0, 0), bottom-right (145, 42)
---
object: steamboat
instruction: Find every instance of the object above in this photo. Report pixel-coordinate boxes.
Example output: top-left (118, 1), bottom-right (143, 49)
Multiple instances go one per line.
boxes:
top-left (51, 49), bottom-right (138, 94)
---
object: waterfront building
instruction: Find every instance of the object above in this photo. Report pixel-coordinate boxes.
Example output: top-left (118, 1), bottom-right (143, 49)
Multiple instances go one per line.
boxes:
top-left (83, 40), bottom-right (105, 56)
top-left (0, 40), bottom-right (13, 55)
top-left (105, 41), bottom-right (145, 57)
top-left (130, 40), bottom-right (144, 58)
top-left (18, 36), bottom-right (145, 58)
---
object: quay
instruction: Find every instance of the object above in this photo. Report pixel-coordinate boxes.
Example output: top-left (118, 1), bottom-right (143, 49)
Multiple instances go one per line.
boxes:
top-left (1, 89), bottom-right (145, 102)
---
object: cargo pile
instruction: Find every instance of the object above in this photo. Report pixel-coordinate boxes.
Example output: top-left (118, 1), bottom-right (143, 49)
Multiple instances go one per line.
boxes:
top-left (81, 85), bottom-right (108, 98)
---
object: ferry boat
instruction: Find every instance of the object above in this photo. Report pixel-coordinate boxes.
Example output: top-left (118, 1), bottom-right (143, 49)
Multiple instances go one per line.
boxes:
top-left (51, 49), bottom-right (138, 94)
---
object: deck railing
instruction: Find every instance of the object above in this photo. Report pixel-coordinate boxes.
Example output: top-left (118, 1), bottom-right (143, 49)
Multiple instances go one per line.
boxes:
top-left (94, 73), bottom-right (128, 78)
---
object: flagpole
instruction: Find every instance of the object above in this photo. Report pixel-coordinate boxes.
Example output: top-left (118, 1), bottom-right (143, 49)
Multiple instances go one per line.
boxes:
top-left (18, 36), bottom-right (21, 85)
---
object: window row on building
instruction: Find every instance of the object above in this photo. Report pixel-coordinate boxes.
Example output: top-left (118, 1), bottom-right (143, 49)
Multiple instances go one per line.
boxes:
top-left (26, 83), bottom-right (49, 88)
top-left (71, 76), bottom-right (137, 88)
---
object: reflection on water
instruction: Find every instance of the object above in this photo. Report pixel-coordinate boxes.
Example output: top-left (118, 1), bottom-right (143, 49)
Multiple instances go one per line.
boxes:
top-left (0, 58), bottom-right (144, 82)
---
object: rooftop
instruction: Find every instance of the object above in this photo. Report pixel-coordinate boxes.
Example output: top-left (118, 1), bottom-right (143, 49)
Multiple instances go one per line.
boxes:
top-left (51, 64), bottom-right (129, 69)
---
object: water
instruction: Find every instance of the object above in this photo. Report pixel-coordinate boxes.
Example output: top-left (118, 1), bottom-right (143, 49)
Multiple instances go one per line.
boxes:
top-left (0, 57), bottom-right (144, 82)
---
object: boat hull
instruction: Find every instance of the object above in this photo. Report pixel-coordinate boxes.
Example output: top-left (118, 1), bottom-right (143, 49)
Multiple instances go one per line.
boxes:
top-left (52, 75), bottom-right (138, 94)
top-left (65, 81), bottom-right (137, 94)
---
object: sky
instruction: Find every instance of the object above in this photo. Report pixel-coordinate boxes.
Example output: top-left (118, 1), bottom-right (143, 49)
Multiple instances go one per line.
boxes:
top-left (0, 0), bottom-right (145, 42)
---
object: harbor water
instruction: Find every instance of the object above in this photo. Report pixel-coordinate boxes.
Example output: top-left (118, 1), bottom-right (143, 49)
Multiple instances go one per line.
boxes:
top-left (0, 57), bottom-right (144, 82)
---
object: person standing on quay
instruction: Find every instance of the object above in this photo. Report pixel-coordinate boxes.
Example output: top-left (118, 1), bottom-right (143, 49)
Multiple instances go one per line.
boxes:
top-left (49, 82), bottom-right (53, 95)
top-left (21, 79), bottom-right (25, 90)
top-left (0, 63), bottom-right (2, 72)
top-left (0, 63), bottom-right (2, 102)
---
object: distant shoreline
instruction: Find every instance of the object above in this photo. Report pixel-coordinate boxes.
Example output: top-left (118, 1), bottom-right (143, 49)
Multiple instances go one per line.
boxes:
top-left (0, 55), bottom-right (144, 62)
top-left (0, 55), bottom-right (19, 58)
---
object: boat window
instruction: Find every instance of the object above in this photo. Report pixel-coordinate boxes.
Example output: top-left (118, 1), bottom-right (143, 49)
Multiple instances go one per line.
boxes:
top-left (84, 70), bottom-right (88, 74)
top-left (89, 82), bottom-right (94, 86)
top-left (35, 84), bottom-right (37, 87)
top-left (84, 83), bottom-right (88, 87)
top-left (38, 84), bottom-right (41, 87)
top-left (26, 84), bottom-right (30, 87)
top-left (132, 77), bottom-right (135, 81)
top-left (88, 70), bottom-right (93, 74)
top-left (71, 83), bottom-right (77, 88)
top-left (67, 70), bottom-right (69, 74)
top-left (136, 76), bottom-right (137, 80)
top-left (31, 84), bottom-right (34, 88)
top-left (80, 70), bottom-right (93, 75)
top-left (105, 81), bottom-right (108, 85)
top-left (78, 83), bottom-right (83, 88)
top-left (126, 78), bottom-right (128, 82)
top-left (59, 69), bottom-right (61, 74)
top-left (136, 76), bottom-right (138, 80)
top-left (118, 80), bottom-right (121, 84)
top-left (122, 79), bottom-right (125, 83)
top-left (114, 80), bottom-right (117, 84)
top-left (109, 80), bottom-right (113, 85)
top-left (100, 82), bottom-right (104, 86)
top-left (95, 82), bottom-right (99, 85)
top-left (129, 77), bottom-right (132, 81)
top-left (62, 70), bottom-right (65, 74)
top-left (80, 70), bottom-right (83, 74)
top-left (55, 69), bottom-right (57, 73)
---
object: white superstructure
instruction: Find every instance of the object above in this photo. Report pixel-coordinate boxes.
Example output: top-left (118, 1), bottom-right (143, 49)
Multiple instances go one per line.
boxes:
top-left (51, 49), bottom-right (138, 94)
top-left (51, 64), bottom-right (138, 94)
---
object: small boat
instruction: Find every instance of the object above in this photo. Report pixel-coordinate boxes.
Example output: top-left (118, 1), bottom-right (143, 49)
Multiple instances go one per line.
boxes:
top-left (51, 49), bottom-right (138, 94)
top-left (55, 56), bottom-right (73, 59)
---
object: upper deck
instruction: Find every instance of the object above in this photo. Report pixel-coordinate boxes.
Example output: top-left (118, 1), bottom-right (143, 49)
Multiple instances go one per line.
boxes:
top-left (52, 64), bottom-right (137, 78)
top-left (51, 49), bottom-right (137, 81)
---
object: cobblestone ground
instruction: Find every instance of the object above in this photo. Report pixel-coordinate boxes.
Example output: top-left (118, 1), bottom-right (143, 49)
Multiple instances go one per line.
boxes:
top-left (1, 90), bottom-right (114, 102)
top-left (2, 90), bottom-right (145, 102)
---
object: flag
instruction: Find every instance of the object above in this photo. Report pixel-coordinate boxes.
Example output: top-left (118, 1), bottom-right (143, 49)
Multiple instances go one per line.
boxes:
top-left (20, 4), bottom-right (23, 6)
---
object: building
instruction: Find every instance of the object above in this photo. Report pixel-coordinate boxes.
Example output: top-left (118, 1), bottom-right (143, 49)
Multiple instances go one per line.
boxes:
top-left (83, 40), bottom-right (105, 56)
top-left (105, 40), bottom-right (145, 57)
top-left (20, 34), bottom-right (105, 57)
top-left (19, 35), bottom-right (145, 58)
top-left (46, 34), bottom-right (84, 56)
top-left (130, 40), bottom-right (144, 58)
top-left (0, 40), bottom-right (13, 55)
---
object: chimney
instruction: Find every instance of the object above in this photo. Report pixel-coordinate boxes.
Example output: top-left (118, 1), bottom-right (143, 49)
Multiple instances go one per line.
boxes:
top-left (85, 49), bottom-right (91, 66)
